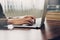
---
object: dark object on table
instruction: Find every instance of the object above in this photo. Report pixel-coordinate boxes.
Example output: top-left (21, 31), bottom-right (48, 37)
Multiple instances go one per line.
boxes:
top-left (48, 36), bottom-right (60, 40)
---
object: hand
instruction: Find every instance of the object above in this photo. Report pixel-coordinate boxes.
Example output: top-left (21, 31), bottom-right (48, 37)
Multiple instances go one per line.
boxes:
top-left (8, 16), bottom-right (36, 25)
top-left (23, 16), bottom-right (36, 26)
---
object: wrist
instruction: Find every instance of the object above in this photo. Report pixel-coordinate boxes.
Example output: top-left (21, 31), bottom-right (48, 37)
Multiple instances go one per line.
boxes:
top-left (7, 19), bottom-right (13, 24)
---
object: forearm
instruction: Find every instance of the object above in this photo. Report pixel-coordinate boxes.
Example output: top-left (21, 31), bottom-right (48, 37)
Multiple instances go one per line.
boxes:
top-left (7, 19), bottom-right (13, 24)
top-left (7, 19), bottom-right (24, 25)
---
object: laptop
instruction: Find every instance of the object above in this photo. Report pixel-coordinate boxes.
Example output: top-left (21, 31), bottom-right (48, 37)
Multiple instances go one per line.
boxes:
top-left (1, 0), bottom-right (48, 29)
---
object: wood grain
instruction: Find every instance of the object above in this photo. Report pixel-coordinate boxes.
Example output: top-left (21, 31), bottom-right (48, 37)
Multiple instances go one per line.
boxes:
top-left (46, 12), bottom-right (60, 20)
top-left (46, 11), bottom-right (60, 39)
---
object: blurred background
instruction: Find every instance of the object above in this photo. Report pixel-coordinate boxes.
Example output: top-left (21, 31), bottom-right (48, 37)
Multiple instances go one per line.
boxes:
top-left (47, 0), bottom-right (60, 11)
top-left (0, 0), bottom-right (45, 18)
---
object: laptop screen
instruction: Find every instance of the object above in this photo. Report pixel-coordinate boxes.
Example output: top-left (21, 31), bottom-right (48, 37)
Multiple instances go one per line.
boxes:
top-left (0, 0), bottom-right (47, 28)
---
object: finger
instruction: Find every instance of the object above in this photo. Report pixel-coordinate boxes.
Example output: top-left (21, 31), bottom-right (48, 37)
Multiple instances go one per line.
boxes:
top-left (25, 18), bottom-right (34, 23)
top-left (26, 18), bottom-right (35, 24)
top-left (30, 16), bottom-right (36, 24)
top-left (27, 20), bottom-right (34, 24)
top-left (27, 16), bottom-right (36, 24)
top-left (24, 21), bottom-right (32, 25)
top-left (24, 16), bottom-right (36, 24)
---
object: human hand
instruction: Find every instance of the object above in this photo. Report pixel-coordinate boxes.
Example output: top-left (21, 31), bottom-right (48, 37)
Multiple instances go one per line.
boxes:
top-left (24, 15), bottom-right (36, 24)
top-left (8, 16), bottom-right (36, 25)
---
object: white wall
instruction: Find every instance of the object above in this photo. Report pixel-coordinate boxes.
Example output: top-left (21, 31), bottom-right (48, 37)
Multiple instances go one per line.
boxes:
top-left (0, 0), bottom-right (45, 10)
top-left (0, 0), bottom-right (45, 17)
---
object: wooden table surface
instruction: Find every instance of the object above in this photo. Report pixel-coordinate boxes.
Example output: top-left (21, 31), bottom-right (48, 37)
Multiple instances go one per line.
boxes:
top-left (45, 11), bottom-right (60, 39)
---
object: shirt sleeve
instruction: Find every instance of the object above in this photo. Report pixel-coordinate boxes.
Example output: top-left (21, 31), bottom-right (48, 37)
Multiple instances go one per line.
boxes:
top-left (0, 3), bottom-right (6, 18)
top-left (0, 18), bottom-right (8, 27)
top-left (0, 3), bottom-right (8, 28)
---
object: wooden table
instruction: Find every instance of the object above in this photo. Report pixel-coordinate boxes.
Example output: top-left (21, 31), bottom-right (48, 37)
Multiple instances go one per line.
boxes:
top-left (45, 11), bottom-right (60, 40)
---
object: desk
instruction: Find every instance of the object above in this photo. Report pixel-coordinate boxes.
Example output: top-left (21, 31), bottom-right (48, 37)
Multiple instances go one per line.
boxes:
top-left (0, 29), bottom-right (47, 40)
